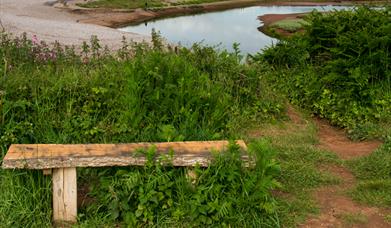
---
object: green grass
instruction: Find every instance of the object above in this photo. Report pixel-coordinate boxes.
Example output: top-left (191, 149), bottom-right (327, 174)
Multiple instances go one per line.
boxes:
top-left (171, 0), bottom-right (228, 6)
top-left (78, 0), bottom-right (165, 9)
top-left (385, 214), bottom-right (391, 224)
top-left (337, 212), bottom-right (368, 225)
top-left (347, 140), bottom-right (391, 208)
top-left (245, 107), bottom-right (341, 227)
top-left (0, 167), bottom-right (52, 227)
top-left (270, 19), bottom-right (309, 33)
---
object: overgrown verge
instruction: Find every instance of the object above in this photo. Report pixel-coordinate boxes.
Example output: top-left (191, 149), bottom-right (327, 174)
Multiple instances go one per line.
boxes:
top-left (0, 32), bottom-right (284, 226)
top-left (347, 138), bottom-right (391, 208)
top-left (255, 6), bottom-right (391, 139)
top-left (79, 141), bottom-right (281, 227)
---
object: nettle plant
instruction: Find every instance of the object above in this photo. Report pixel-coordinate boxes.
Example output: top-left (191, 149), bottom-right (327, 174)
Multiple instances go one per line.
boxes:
top-left (87, 140), bottom-right (281, 226)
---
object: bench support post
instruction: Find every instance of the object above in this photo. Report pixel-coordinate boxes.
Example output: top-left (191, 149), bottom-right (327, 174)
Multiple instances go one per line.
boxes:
top-left (52, 168), bottom-right (77, 225)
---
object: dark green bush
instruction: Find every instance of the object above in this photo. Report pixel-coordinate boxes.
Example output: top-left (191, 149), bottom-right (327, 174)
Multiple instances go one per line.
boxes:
top-left (258, 7), bottom-right (391, 137)
top-left (89, 140), bottom-right (280, 226)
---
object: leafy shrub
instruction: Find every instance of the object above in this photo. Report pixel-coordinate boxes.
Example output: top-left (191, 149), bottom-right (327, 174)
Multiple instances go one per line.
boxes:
top-left (0, 32), bottom-right (283, 146)
top-left (258, 6), bottom-right (391, 137)
top-left (88, 140), bottom-right (280, 226)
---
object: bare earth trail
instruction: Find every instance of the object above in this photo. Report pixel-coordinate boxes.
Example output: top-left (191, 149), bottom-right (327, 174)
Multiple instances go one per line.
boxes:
top-left (0, 0), bottom-right (149, 49)
top-left (285, 108), bottom-right (390, 228)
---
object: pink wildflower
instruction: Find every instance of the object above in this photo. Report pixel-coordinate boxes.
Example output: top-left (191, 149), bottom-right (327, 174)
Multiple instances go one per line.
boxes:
top-left (32, 35), bottom-right (39, 45)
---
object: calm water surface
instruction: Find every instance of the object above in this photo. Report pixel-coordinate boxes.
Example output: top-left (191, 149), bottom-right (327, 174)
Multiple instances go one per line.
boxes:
top-left (120, 6), bottom-right (351, 54)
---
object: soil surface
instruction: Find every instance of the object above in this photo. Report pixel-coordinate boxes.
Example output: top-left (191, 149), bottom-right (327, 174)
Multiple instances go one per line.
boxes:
top-left (284, 108), bottom-right (390, 228)
top-left (315, 118), bottom-right (382, 159)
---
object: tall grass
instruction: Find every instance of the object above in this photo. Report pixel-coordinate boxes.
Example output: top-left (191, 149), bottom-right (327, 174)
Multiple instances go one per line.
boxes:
top-left (0, 32), bottom-right (284, 226)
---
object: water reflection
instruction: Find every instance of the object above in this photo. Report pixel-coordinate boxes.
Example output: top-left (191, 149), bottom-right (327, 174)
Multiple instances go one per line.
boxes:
top-left (119, 5), bottom-right (351, 54)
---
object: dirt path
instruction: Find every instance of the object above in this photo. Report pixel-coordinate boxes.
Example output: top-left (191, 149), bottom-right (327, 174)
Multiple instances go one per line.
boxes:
top-left (283, 109), bottom-right (390, 227)
top-left (315, 118), bottom-right (382, 159)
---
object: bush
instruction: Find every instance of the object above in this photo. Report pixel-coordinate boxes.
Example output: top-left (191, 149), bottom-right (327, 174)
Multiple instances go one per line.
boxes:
top-left (88, 140), bottom-right (280, 226)
top-left (258, 6), bottom-right (391, 137)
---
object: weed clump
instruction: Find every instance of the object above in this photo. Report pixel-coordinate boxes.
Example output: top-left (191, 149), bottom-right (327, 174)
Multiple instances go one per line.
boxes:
top-left (86, 141), bottom-right (280, 226)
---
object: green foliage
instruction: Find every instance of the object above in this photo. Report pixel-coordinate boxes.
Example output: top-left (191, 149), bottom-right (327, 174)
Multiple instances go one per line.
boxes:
top-left (348, 139), bottom-right (391, 207)
top-left (257, 7), bottom-right (391, 138)
top-left (0, 32), bottom-right (284, 226)
top-left (254, 112), bottom-right (341, 227)
top-left (271, 19), bottom-right (309, 33)
top-left (0, 166), bottom-right (52, 227)
top-left (88, 140), bottom-right (281, 226)
top-left (78, 0), bottom-right (164, 9)
top-left (0, 32), bottom-right (282, 146)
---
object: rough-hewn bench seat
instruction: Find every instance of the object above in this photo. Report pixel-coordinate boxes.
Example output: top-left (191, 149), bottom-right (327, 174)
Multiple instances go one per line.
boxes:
top-left (1, 140), bottom-right (248, 225)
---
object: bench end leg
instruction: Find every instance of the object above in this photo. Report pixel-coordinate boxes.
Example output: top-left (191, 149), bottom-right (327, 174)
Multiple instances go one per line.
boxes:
top-left (52, 167), bottom-right (77, 225)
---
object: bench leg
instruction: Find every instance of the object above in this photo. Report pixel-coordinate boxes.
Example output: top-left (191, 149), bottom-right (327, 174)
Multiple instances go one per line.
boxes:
top-left (52, 168), bottom-right (77, 225)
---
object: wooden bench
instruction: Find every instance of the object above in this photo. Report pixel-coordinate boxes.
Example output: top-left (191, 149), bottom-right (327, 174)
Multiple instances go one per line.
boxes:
top-left (1, 140), bottom-right (248, 225)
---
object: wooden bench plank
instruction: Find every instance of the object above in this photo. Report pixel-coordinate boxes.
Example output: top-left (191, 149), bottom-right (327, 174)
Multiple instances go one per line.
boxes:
top-left (2, 140), bottom-right (248, 169)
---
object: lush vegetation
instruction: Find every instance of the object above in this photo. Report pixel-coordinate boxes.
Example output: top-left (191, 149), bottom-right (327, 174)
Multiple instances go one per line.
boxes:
top-left (348, 139), bottom-right (391, 208)
top-left (0, 32), bottom-right (284, 226)
top-left (253, 6), bottom-right (391, 215)
top-left (270, 18), bottom-right (309, 33)
top-left (81, 141), bottom-right (281, 227)
top-left (1, 5), bottom-right (390, 227)
top-left (257, 7), bottom-right (391, 139)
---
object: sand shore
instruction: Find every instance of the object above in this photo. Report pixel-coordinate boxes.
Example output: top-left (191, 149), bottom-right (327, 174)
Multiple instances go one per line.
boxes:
top-left (0, 0), bottom-right (149, 49)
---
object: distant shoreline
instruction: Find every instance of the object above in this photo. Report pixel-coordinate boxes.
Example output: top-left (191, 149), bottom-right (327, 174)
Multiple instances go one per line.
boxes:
top-left (68, 1), bottom-right (381, 28)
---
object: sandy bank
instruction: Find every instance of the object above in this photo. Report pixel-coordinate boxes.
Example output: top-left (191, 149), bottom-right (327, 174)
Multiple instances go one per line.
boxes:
top-left (0, 0), bottom-right (150, 49)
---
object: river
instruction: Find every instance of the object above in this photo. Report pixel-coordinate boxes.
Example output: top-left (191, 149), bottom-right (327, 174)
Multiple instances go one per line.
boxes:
top-left (119, 5), bottom-right (352, 54)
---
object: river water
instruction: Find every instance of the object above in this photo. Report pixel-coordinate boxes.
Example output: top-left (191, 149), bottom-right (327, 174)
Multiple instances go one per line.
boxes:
top-left (119, 5), bottom-right (351, 54)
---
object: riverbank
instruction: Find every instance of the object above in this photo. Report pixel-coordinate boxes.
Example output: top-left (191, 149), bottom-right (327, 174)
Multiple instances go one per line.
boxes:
top-left (1, 0), bottom-right (386, 48)
top-left (62, 1), bottom-right (381, 28)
